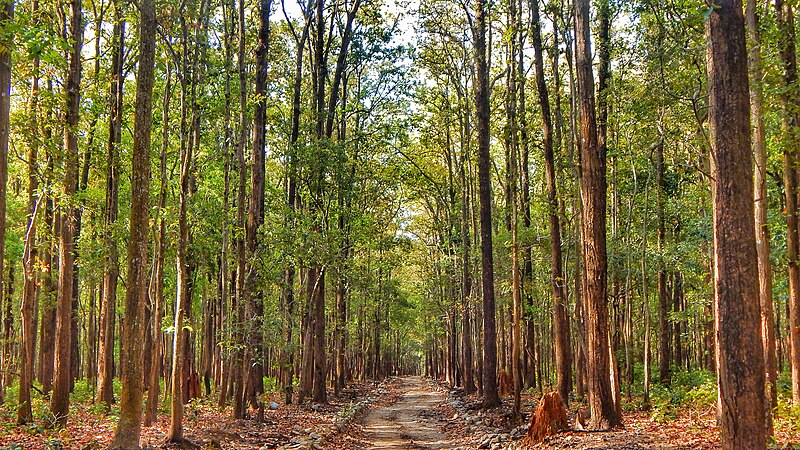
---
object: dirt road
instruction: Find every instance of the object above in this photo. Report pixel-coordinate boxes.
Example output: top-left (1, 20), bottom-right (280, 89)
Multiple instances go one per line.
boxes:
top-left (360, 377), bottom-right (460, 449)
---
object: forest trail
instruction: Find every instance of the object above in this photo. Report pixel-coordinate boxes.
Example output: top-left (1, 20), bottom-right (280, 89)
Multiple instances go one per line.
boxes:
top-left (360, 377), bottom-right (458, 449)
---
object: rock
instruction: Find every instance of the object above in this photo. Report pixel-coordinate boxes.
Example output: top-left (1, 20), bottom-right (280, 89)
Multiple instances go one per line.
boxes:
top-left (269, 401), bottom-right (280, 410)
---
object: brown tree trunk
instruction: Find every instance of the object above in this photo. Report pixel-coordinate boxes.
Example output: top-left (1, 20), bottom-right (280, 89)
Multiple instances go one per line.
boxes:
top-left (168, 5), bottom-right (198, 440)
top-left (232, 0), bottom-right (248, 420)
top-left (0, 0), bottom-right (8, 408)
top-left (146, 61), bottom-right (171, 427)
top-left (281, 4), bottom-right (311, 405)
top-left (776, 0), bottom-right (800, 406)
top-left (641, 173), bottom-right (652, 406)
top-left (461, 129), bottom-right (476, 395)
top-left (38, 147), bottom-right (56, 394)
top-left (109, 0), bottom-right (155, 443)
top-left (746, 0), bottom-right (777, 427)
top-left (474, 0), bottom-right (500, 409)
top-left (656, 141), bottom-right (671, 384)
top-left (97, 5), bottom-right (125, 408)
top-left (706, 1), bottom-right (768, 447)
top-left (1, 266), bottom-right (12, 403)
top-left (244, 0), bottom-right (272, 411)
top-left (532, 0), bottom-right (571, 406)
top-left (17, 2), bottom-right (37, 422)
top-left (216, 0), bottom-right (234, 408)
top-left (575, 0), bottom-right (620, 430)
top-left (50, 0), bottom-right (82, 424)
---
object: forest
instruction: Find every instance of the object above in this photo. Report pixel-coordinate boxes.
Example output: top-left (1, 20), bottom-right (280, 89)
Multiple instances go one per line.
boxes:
top-left (0, 0), bottom-right (797, 448)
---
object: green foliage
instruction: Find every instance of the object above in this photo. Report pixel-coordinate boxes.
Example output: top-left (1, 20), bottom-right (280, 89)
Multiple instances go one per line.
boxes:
top-left (647, 370), bottom-right (717, 423)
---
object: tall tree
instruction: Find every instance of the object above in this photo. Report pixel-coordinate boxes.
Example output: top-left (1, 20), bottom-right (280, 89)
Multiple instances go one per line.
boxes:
top-left (706, 0), bottom-right (768, 447)
top-left (168, 0), bottom-right (202, 440)
top-left (17, 0), bottom-right (37, 425)
top-left (474, 0), bottom-right (500, 409)
top-left (531, 0), bottom-right (571, 405)
top-left (243, 0), bottom-right (272, 411)
top-left (146, 61), bottom-right (171, 427)
top-left (97, 0), bottom-right (125, 407)
top-left (232, 0), bottom-right (248, 419)
top-left (746, 0), bottom-right (777, 427)
top-left (0, 0), bottom-right (9, 406)
top-left (109, 0), bottom-right (156, 444)
top-left (657, 139), bottom-right (670, 384)
top-left (50, 0), bottom-right (83, 424)
top-left (776, 0), bottom-right (800, 405)
top-left (280, 0), bottom-right (312, 406)
top-left (575, 0), bottom-right (620, 429)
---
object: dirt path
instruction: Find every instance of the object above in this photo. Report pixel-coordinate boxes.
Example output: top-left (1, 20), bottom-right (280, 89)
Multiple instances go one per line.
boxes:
top-left (360, 377), bottom-right (460, 449)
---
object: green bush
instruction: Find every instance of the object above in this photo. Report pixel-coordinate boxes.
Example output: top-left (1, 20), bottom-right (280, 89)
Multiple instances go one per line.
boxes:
top-left (648, 370), bottom-right (717, 423)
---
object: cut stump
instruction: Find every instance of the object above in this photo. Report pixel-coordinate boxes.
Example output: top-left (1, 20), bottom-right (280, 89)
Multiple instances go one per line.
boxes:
top-left (523, 391), bottom-right (569, 446)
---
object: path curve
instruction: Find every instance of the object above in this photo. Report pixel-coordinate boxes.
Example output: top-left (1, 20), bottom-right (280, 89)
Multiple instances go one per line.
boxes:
top-left (361, 377), bottom-right (458, 449)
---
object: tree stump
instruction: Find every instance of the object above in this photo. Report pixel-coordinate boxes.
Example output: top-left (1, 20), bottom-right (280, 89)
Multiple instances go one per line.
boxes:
top-left (524, 391), bottom-right (569, 446)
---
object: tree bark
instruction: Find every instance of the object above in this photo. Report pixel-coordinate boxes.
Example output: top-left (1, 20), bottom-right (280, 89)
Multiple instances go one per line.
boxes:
top-left (232, 0), bottom-right (248, 420)
top-left (575, 0), bottom-right (620, 429)
top-left (50, 0), bottom-right (82, 424)
top-left (0, 0), bottom-right (8, 407)
top-left (168, 3), bottom-right (198, 440)
top-left (531, 0), bottom-right (571, 406)
top-left (109, 0), bottom-right (155, 444)
top-left (706, 1), bottom-right (768, 447)
top-left (146, 61), bottom-right (171, 427)
top-left (17, 0), bottom-right (37, 423)
top-left (97, 4), bottom-right (125, 408)
top-left (244, 0), bottom-right (272, 411)
top-left (474, 0), bottom-right (500, 409)
top-left (281, 2), bottom-right (311, 405)
top-left (656, 140), bottom-right (671, 384)
top-left (776, 0), bottom-right (800, 406)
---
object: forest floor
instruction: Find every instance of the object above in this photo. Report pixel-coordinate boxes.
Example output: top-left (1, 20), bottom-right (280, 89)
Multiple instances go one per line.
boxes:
top-left (2, 377), bottom-right (799, 449)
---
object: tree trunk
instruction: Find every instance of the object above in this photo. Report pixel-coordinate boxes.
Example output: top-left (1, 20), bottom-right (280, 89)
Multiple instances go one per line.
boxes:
top-left (776, 0), bottom-right (800, 406)
top-left (50, 0), bottom-right (82, 424)
top-left (747, 0), bottom-right (777, 416)
top-left (532, 0), bottom-right (571, 406)
top-left (706, 1), bottom-right (768, 447)
top-left (244, 0), bottom-right (272, 411)
top-left (474, 0), bottom-right (500, 409)
top-left (656, 141), bottom-right (670, 384)
top-left (38, 141), bottom-right (56, 394)
top-left (146, 61), bottom-right (171, 427)
top-left (0, 0), bottom-right (9, 408)
top-left (17, 1), bottom-right (36, 422)
top-left (168, 6), bottom-right (197, 440)
top-left (575, 0), bottom-right (620, 429)
top-left (98, 5), bottom-right (125, 408)
top-left (282, 3), bottom-right (311, 405)
top-left (461, 128), bottom-right (476, 395)
top-left (232, 0), bottom-right (248, 420)
top-left (109, 0), bottom-right (155, 444)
